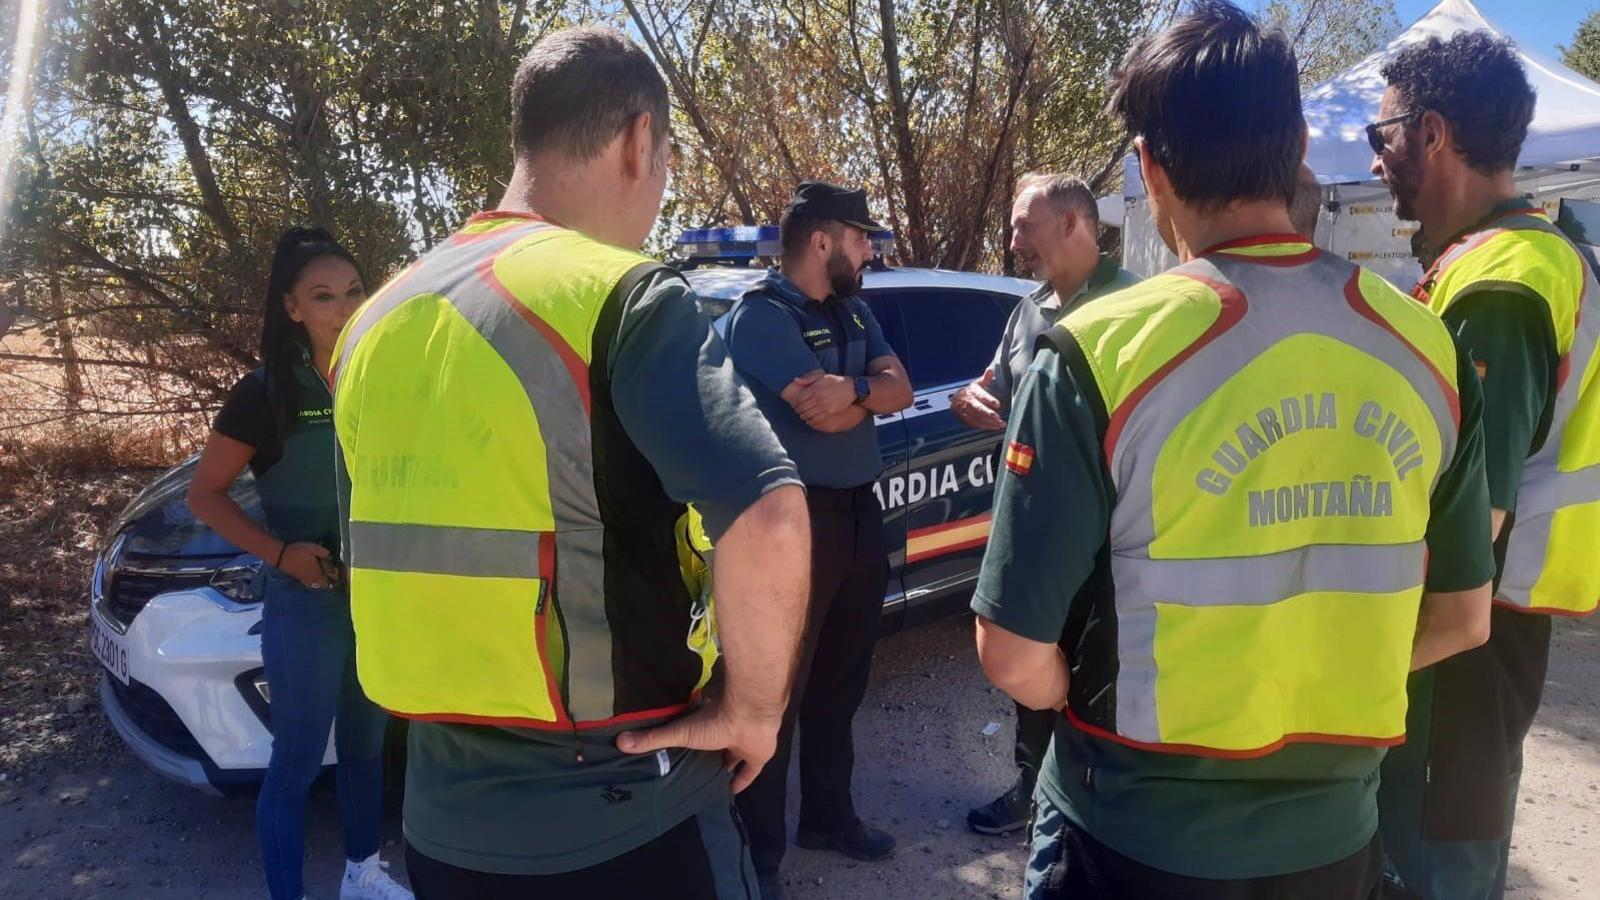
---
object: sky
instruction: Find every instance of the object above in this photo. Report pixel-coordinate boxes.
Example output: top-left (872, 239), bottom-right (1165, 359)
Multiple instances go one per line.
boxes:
top-left (1394, 0), bottom-right (1593, 58)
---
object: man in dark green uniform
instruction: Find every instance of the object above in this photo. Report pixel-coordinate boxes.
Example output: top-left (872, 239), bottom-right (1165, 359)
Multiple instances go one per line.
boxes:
top-left (357, 28), bottom-right (812, 899)
top-left (972, 4), bottom-right (1495, 898)
top-left (952, 172), bottom-right (1138, 835)
top-left (1370, 32), bottom-right (1600, 900)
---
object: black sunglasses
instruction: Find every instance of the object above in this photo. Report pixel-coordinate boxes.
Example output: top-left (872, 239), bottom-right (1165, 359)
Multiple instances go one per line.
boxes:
top-left (1366, 111), bottom-right (1421, 154)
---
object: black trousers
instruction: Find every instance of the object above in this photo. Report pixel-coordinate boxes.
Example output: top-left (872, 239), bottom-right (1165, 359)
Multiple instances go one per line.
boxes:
top-left (1039, 819), bottom-right (1385, 900)
top-left (1013, 703), bottom-right (1057, 787)
top-left (736, 483), bottom-right (887, 874)
top-left (405, 802), bottom-right (756, 899)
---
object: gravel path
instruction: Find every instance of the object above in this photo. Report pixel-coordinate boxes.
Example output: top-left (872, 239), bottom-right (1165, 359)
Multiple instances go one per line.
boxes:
top-left (2, 612), bottom-right (1595, 898)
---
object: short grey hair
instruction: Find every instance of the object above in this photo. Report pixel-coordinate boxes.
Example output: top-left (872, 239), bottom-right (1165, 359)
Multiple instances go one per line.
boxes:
top-left (510, 26), bottom-right (671, 162)
top-left (1018, 172), bottom-right (1099, 226)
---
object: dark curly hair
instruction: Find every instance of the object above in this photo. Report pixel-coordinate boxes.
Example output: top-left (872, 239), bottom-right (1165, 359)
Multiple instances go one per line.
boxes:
top-left (1381, 32), bottom-right (1536, 174)
top-left (1109, 0), bottom-right (1302, 213)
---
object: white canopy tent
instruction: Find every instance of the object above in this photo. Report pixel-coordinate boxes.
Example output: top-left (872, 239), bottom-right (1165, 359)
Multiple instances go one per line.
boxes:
top-left (1122, 0), bottom-right (1600, 287)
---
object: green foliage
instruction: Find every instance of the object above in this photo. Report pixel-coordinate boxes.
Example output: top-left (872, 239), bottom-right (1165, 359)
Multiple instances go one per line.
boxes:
top-left (1, 0), bottom-right (1404, 416)
top-left (1564, 9), bottom-right (1600, 82)
top-left (4, 0), bottom-right (561, 398)
top-left (1260, 0), bottom-right (1401, 85)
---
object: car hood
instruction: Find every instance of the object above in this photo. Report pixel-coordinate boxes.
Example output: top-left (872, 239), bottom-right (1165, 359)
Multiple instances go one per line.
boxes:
top-left (112, 456), bottom-right (262, 558)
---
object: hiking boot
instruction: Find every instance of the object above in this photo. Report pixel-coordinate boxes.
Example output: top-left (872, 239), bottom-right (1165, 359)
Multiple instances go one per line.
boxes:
top-left (966, 777), bottom-right (1033, 835)
top-left (756, 868), bottom-right (785, 900)
top-left (795, 820), bottom-right (896, 862)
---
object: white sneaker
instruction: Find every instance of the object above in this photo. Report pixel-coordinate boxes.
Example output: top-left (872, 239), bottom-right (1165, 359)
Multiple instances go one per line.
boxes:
top-left (340, 854), bottom-right (413, 900)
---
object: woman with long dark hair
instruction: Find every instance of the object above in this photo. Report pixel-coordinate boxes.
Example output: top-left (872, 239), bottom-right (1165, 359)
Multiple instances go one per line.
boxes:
top-left (188, 227), bottom-right (410, 900)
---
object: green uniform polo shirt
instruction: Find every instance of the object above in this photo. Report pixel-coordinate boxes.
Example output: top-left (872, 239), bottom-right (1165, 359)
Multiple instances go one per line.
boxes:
top-left (986, 256), bottom-right (1141, 412)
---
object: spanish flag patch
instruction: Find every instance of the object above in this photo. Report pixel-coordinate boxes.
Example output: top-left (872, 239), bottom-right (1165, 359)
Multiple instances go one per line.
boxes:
top-left (1005, 441), bottom-right (1035, 476)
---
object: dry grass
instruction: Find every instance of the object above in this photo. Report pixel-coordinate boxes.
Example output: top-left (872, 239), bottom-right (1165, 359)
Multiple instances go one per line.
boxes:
top-left (1, 325), bottom-right (217, 780)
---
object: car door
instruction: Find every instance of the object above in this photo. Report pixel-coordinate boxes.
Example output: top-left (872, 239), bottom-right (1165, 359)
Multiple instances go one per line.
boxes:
top-left (878, 288), bottom-right (1019, 621)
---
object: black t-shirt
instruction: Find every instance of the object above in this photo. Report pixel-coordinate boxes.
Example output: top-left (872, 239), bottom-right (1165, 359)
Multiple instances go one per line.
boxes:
top-left (212, 371), bottom-right (283, 477)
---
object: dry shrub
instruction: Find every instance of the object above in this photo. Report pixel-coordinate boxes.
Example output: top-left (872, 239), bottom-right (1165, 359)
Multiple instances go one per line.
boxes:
top-left (0, 332), bottom-right (214, 777)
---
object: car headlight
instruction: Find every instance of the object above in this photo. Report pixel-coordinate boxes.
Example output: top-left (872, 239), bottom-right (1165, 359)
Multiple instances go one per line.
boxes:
top-left (209, 559), bottom-right (263, 604)
top-left (92, 531), bottom-right (130, 607)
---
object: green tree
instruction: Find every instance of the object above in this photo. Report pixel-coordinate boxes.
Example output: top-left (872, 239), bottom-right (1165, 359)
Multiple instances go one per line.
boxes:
top-left (2, 0), bottom-right (563, 428)
top-left (632, 0), bottom-right (1397, 270)
top-left (1563, 8), bottom-right (1600, 82)
top-left (1261, 0), bottom-right (1401, 86)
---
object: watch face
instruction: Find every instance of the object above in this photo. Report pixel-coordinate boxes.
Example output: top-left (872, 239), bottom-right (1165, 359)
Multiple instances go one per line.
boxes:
top-left (856, 377), bottom-right (871, 399)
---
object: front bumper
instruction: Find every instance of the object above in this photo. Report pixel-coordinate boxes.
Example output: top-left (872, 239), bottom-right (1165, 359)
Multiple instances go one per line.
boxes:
top-left (92, 586), bottom-right (335, 793)
top-left (99, 673), bottom-right (224, 794)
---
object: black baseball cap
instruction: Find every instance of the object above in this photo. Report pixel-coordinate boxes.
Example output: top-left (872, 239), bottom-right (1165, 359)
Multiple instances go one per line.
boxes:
top-left (784, 180), bottom-right (885, 232)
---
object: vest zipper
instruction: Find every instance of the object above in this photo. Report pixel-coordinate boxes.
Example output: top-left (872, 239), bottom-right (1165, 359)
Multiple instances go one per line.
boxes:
top-left (547, 581), bottom-right (581, 762)
top-left (535, 571), bottom-right (583, 761)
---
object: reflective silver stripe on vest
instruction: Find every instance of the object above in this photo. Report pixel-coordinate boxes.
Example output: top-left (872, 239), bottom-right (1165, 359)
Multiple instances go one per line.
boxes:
top-left (1445, 218), bottom-right (1600, 610)
top-left (1113, 541), bottom-right (1425, 608)
top-left (1103, 252), bottom-right (1455, 743)
top-left (337, 221), bottom-right (623, 721)
top-left (335, 224), bottom-right (539, 376)
top-left (347, 520), bottom-right (543, 579)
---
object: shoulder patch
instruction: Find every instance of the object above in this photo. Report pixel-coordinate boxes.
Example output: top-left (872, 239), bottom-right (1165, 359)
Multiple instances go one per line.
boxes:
top-left (1005, 441), bottom-right (1035, 476)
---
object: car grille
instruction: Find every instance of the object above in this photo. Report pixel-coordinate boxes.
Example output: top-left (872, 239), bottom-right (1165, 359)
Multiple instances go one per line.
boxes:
top-left (106, 676), bottom-right (206, 760)
top-left (100, 567), bottom-right (213, 631)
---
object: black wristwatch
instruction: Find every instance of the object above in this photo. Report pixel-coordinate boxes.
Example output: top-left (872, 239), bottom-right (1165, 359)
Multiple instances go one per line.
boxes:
top-left (853, 376), bottom-right (872, 405)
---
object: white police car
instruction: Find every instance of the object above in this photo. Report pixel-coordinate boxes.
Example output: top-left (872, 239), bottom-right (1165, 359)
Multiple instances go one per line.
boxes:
top-left (88, 226), bottom-right (1036, 791)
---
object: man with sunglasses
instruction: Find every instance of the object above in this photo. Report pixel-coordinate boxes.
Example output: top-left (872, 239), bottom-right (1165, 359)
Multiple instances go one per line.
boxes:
top-left (1370, 32), bottom-right (1600, 900)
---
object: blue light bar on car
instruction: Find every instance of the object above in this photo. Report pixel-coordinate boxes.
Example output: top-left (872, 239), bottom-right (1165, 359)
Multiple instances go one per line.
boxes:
top-left (674, 225), bottom-right (896, 262)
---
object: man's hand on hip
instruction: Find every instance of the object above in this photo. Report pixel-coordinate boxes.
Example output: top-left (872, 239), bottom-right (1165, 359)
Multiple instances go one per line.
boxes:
top-left (616, 698), bottom-right (779, 793)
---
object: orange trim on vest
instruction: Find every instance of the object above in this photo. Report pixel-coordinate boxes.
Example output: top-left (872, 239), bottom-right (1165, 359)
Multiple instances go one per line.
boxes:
top-left (1343, 271), bottom-right (1461, 428)
top-left (1202, 233), bottom-right (1322, 267)
top-left (388, 700), bottom-right (697, 731)
top-left (1492, 597), bottom-right (1596, 618)
top-left (1410, 205), bottom-right (1546, 304)
top-left (450, 211), bottom-right (560, 245)
top-left (1202, 233), bottom-right (1310, 252)
top-left (474, 256), bottom-right (594, 415)
top-left (1102, 272), bottom-right (1248, 460)
top-left (1063, 706), bottom-right (1406, 760)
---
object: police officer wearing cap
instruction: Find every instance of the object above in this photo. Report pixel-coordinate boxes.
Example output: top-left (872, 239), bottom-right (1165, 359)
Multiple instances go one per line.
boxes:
top-left (723, 181), bottom-right (913, 899)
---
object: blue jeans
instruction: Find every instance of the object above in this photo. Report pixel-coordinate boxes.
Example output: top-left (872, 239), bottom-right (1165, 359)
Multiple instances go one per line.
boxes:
top-left (1024, 785), bottom-right (1067, 900)
top-left (256, 571), bottom-right (389, 900)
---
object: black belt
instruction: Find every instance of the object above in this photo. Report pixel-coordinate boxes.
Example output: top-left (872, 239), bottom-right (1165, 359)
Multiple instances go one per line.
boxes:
top-left (805, 483), bottom-right (876, 512)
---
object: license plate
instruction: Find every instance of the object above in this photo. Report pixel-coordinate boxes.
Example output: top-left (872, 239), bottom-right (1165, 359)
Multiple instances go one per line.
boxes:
top-left (89, 613), bottom-right (130, 685)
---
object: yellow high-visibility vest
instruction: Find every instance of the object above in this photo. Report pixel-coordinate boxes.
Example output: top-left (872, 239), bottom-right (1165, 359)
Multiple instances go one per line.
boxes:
top-left (332, 213), bottom-right (717, 728)
top-left (1052, 236), bottom-right (1463, 756)
top-left (1418, 207), bottom-right (1600, 617)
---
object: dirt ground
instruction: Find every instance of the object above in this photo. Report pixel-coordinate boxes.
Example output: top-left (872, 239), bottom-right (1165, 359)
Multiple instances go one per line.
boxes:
top-left (1, 604), bottom-right (1597, 899)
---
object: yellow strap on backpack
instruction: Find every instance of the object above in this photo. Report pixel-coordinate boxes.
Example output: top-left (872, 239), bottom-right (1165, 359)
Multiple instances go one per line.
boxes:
top-left (675, 505), bottom-right (719, 691)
